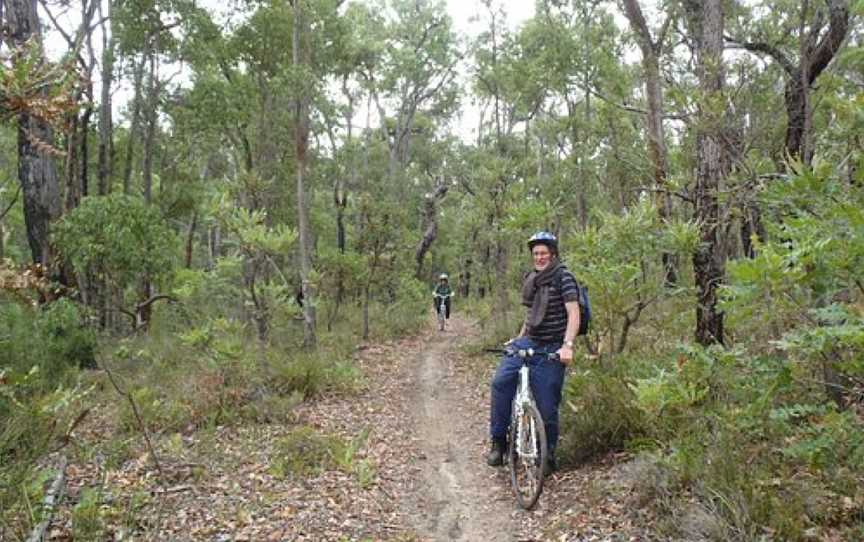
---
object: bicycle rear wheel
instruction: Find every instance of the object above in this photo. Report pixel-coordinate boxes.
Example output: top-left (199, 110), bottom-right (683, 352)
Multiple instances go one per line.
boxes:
top-left (508, 402), bottom-right (547, 510)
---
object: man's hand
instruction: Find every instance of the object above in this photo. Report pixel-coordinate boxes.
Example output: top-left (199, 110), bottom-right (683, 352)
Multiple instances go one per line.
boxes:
top-left (557, 344), bottom-right (573, 365)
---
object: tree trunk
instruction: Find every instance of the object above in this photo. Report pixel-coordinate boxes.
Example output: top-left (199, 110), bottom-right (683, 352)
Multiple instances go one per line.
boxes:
top-left (687, 0), bottom-right (727, 346)
top-left (620, 0), bottom-right (677, 285)
top-left (293, 0), bottom-right (316, 349)
top-left (122, 48), bottom-right (149, 194)
top-left (185, 212), bottom-right (197, 269)
top-left (64, 114), bottom-right (81, 211)
top-left (97, 0), bottom-right (115, 195)
top-left (137, 43), bottom-right (159, 329)
top-left (414, 180), bottom-right (448, 279)
top-left (142, 49), bottom-right (158, 204)
top-left (4, 0), bottom-right (62, 267)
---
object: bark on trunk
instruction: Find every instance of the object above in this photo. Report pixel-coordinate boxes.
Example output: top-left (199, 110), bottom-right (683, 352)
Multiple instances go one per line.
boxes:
top-left (122, 48), bottom-right (149, 194)
top-left (142, 49), bottom-right (158, 204)
top-left (136, 42), bottom-right (159, 329)
top-left (414, 180), bottom-right (448, 279)
top-left (687, 0), bottom-right (727, 346)
top-left (620, 0), bottom-right (677, 285)
top-left (97, 0), bottom-right (114, 195)
top-left (293, 0), bottom-right (317, 349)
top-left (4, 0), bottom-right (62, 267)
top-left (64, 114), bottom-right (81, 211)
top-left (185, 212), bottom-right (197, 269)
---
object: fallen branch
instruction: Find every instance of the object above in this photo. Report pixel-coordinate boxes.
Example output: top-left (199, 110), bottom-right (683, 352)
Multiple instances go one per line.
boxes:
top-left (150, 484), bottom-right (193, 495)
top-left (26, 456), bottom-right (68, 542)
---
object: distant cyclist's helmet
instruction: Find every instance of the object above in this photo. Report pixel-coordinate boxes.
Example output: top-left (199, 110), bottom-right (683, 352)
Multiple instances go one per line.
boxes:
top-left (527, 231), bottom-right (558, 254)
top-left (439, 273), bottom-right (449, 281)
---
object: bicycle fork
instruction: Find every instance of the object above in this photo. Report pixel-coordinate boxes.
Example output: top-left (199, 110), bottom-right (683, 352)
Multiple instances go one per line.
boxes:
top-left (513, 365), bottom-right (539, 462)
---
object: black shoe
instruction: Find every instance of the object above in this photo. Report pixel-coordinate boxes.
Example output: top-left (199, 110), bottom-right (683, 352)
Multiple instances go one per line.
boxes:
top-left (486, 438), bottom-right (506, 467)
top-left (543, 454), bottom-right (557, 477)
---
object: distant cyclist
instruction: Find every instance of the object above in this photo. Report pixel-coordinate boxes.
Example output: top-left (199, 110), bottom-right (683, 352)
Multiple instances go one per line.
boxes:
top-left (486, 231), bottom-right (580, 477)
top-left (432, 273), bottom-right (453, 320)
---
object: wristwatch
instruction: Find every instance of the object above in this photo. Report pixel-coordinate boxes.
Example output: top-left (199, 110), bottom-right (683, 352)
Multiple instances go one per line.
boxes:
top-left (564, 340), bottom-right (574, 347)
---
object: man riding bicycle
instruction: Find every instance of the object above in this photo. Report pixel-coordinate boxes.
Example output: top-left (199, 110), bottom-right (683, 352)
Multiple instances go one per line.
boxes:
top-left (432, 273), bottom-right (453, 319)
top-left (486, 231), bottom-right (580, 477)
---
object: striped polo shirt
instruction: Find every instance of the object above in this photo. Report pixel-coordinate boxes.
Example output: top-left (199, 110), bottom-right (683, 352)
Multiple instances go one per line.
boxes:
top-left (527, 268), bottom-right (580, 344)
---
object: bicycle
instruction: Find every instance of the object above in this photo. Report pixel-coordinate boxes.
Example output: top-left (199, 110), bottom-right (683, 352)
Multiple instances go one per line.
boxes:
top-left (487, 346), bottom-right (556, 510)
top-left (434, 293), bottom-right (452, 331)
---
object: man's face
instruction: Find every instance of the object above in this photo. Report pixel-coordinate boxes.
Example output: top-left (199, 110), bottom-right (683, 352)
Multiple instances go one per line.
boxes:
top-left (532, 244), bottom-right (553, 271)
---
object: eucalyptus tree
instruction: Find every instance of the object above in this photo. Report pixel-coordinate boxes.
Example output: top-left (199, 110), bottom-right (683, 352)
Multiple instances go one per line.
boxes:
top-left (114, 0), bottom-right (191, 327)
top-left (316, 0), bottom-right (461, 333)
top-left (354, 0), bottom-right (461, 283)
top-left (114, 0), bottom-right (167, 196)
top-left (360, 0), bottom-right (461, 182)
top-left (684, 0), bottom-right (728, 346)
top-left (292, 0), bottom-right (315, 348)
top-left (0, 0), bottom-right (63, 268)
top-left (619, 0), bottom-right (678, 284)
top-left (171, 2), bottom-right (293, 341)
top-left (37, 0), bottom-right (99, 211)
top-left (97, 0), bottom-right (116, 196)
top-left (729, 0), bottom-right (851, 165)
top-left (469, 1), bottom-right (523, 309)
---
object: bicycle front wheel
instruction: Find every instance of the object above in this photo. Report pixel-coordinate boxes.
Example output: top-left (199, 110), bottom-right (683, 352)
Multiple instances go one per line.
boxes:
top-left (508, 402), bottom-right (547, 510)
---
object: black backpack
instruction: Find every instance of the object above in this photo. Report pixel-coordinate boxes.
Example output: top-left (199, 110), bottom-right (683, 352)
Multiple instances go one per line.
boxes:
top-left (555, 268), bottom-right (592, 336)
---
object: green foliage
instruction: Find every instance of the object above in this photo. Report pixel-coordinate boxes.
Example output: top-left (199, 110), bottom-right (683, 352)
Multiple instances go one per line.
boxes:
top-left (622, 340), bottom-right (864, 540)
top-left (270, 426), bottom-right (374, 485)
top-left (1, 300), bottom-right (96, 379)
top-left (269, 350), bottom-right (364, 399)
top-left (212, 194), bottom-right (298, 257)
top-left (0, 367), bottom-right (89, 535)
top-left (567, 200), bottom-right (696, 353)
top-left (35, 299), bottom-right (97, 371)
top-left (71, 487), bottom-right (105, 540)
top-left (108, 310), bottom-right (365, 435)
top-left (378, 276), bottom-right (430, 338)
top-left (558, 361), bottom-right (645, 465)
top-left (54, 194), bottom-right (178, 290)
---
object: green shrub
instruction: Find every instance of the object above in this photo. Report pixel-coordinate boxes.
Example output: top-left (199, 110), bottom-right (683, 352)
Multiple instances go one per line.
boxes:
top-left (270, 426), bottom-right (344, 479)
top-left (0, 373), bottom-right (89, 535)
top-left (0, 300), bottom-right (96, 380)
top-left (72, 487), bottom-right (105, 540)
top-left (269, 352), bottom-right (364, 398)
top-left (558, 362), bottom-right (645, 465)
top-left (379, 276), bottom-right (430, 338)
top-left (118, 385), bottom-right (190, 434)
top-left (270, 426), bottom-right (375, 485)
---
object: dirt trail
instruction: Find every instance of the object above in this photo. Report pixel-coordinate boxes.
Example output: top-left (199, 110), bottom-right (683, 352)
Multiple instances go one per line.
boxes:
top-left (43, 312), bottom-right (650, 541)
top-left (406, 315), bottom-right (517, 541)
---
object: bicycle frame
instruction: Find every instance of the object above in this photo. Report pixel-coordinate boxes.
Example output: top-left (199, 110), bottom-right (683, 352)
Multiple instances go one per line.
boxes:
top-left (513, 363), bottom-right (540, 462)
top-left (435, 294), bottom-right (449, 330)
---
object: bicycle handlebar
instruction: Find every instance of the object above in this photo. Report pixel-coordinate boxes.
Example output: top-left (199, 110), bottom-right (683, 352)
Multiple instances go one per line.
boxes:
top-left (484, 347), bottom-right (560, 361)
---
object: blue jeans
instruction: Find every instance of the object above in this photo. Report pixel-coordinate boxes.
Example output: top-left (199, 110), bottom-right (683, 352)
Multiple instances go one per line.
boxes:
top-left (489, 337), bottom-right (566, 455)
